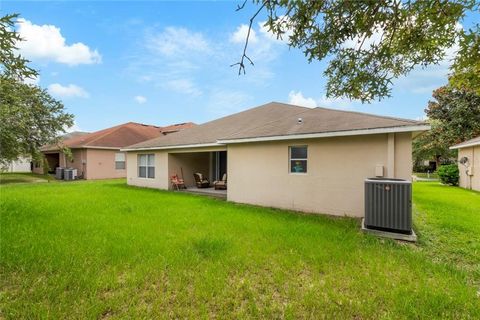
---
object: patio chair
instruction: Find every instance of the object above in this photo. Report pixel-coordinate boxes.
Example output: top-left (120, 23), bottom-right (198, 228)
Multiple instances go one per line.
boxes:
top-left (214, 173), bottom-right (227, 190)
top-left (171, 174), bottom-right (186, 190)
top-left (193, 172), bottom-right (210, 188)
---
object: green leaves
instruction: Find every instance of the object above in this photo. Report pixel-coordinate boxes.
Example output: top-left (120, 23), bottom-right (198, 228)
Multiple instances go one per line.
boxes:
top-left (413, 85), bottom-right (480, 166)
top-left (0, 14), bottom-right (74, 166)
top-left (449, 24), bottom-right (480, 94)
top-left (0, 78), bottom-right (74, 165)
top-left (0, 13), bottom-right (37, 81)
top-left (243, 0), bottom-right (477, 102)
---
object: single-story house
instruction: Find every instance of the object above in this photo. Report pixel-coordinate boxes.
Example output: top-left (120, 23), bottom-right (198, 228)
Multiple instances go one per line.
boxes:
top-left (1, 156), bottom-right (32, 173)
top-left (450, 136), bottom-right (480, 191)
top-left (34, 122), bottom-right (194, 180)
top-left (122, 102), bottom-right (429, 217)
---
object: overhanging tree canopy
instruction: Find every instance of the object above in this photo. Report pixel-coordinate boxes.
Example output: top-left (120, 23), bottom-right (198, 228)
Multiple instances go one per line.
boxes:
top-left (234, 0), bottom-right (479, 102)
top-left (0, 13), bottom-right (73, 166)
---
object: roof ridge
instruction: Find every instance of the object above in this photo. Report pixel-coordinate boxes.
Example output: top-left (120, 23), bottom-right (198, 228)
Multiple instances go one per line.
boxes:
top-left (128, 122), bottom-right (163, 129)
top-left (313, 106), bottom-right (420, 124)
top-left (223, 106), bottom-right (312, 139)
top-left (278, 101), bottom-right (420, 124)
top-left (197, 102), bottom-right (304, 127)
top-left (83, 123), bottom-right (134, 146)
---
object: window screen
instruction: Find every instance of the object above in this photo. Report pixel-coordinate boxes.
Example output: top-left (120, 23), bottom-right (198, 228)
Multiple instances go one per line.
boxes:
top-left (289, 146), bottom-right (307, 173)
top-left (138, 154), bottom-right (155, 178)
top-left (115, 152), bottom-right (126, 170)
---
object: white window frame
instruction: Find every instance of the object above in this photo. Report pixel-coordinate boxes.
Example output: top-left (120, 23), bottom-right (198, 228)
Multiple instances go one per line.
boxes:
top-left (289, 145), bottom-right (308, 174)
top-left (115, 152), bottom-right (126, 170)
top-left (138, 154), bottom-right (155, 179)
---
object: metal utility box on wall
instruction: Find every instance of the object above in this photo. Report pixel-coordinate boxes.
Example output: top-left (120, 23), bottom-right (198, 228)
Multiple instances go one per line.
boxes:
top-left (364, 178), bottom-right (412, 234)
top-left (64, 168), bottom-right (78, 181)
top-left (55, 167), bottom-right (64, 180)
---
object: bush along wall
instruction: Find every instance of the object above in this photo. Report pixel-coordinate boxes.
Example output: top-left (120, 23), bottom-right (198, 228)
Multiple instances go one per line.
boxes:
top-left (437, 164), bottom-right (459, 186)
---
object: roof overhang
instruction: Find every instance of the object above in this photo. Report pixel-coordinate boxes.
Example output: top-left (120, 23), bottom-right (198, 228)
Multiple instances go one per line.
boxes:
top-left (450, 141), bottom-right (480, 150)
top-left (121, 142), bottom-right (224, 152)
top-left (42, 146), bottom-right (122, 152)
top-left (120, 125), bottom-right (430, 151)
top-left (217, 124), bottom-right (431, 144)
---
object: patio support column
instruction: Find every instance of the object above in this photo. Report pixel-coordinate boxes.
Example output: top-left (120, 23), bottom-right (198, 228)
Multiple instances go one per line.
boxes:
top-left (387, 133), bottom-right (395, 178)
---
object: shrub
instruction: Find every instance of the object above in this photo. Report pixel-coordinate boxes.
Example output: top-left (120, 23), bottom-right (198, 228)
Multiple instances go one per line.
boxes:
top-left (413, 163), bottom-right (430, 173)
top-left (437, 164), bottom-right (459, 186)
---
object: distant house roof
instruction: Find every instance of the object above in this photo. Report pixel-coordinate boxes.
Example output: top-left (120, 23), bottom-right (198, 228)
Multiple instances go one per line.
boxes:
top-left (42, 122), bottom-right (194, 151)
top-left (61, 131), bottom-right (90, 140)
top-left (123, 102), bottom-right (429, 151)
top-left (450, 136), bottom-right (480, 149)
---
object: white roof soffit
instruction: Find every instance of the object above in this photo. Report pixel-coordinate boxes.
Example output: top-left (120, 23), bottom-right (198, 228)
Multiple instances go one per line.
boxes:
top-left (121, 142), bottom-right (224, 152)
top-left (121, 125), bottom-right (430, 151)
top-left (450, 141), bottom-right (480, 150)
top-left (217, 125), bottom-right (431, 144)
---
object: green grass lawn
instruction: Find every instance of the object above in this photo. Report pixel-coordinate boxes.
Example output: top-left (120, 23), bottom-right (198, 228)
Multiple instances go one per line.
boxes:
top-left (0, 172), bottom-right (51, 185)
top-left (413, 182), bottom-right (480, 285)
top-left (1, 180), bottom-right (479, 318)
top-left (413, 172), bottom-right (439, 179)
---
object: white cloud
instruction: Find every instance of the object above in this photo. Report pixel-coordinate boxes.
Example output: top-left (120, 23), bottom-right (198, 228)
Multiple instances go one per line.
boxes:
top-left (65, 122), bottom-right (82, 133)
top-left (342, 25), bottom-right (384, 50)
top-left (147, 27), bottom-right (210, 57)
top-left (317, 95), bottom-right (354, 109)
top-left (230, 24), bottom-right (258, 44)
top-left (207, 89), bottom-right (253, 117)
top-left (23, 75), bottom-right (40, 86)
top-left (16, 18), bottom-right (101, 65)
top-left (134, 95), bottom-right (147, 104)
top-left (258, 17), bottom-right (293, 43)
top-left (163, 79), bottom-right (202, 97)
top-left (288, 90), bottom-right (354, 109)
top-left (48, 83), bottom-right (89, 98)
top-left (288, 91), bottom-right (317, 108)
top-left (229, 19), bottom-right (291, 66)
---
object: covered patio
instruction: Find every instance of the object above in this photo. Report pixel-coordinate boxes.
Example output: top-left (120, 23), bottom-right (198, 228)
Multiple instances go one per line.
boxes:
top-left (168, 149), bottom-right (227, 197)
top-left (180, 186), bottom-right (227, 199)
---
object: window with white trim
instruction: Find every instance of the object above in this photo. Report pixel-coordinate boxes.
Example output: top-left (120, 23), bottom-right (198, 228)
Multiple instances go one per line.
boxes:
top-left (138, 154), bottom-right (155, 178)
top-left (289, 146), bottom-right (307, 173)
top-left (115, 152), bottom-right (126, 170)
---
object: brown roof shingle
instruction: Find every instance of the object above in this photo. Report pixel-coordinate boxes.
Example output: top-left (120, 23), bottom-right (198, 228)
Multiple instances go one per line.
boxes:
top-left (124, 102), bottom-right (426, 150)
top-left (42, 122), bottom-right (194, 151)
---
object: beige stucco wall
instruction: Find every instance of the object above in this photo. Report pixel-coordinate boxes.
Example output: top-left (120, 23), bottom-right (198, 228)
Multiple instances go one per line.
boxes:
top-left (126, 146), bottom-right (226, 190)
top-left (458, 146), bottom-right (479, 191)
top-left (125, 134), bottom-right (412, 217)
top-left (85, 149), bottom-right (126, 180)
top-left (227, 133), bottom-right (412, 217)
top-left (168, 153), bottom-right (211, 187)
top-left (126, 151), bottom-right (169, 189)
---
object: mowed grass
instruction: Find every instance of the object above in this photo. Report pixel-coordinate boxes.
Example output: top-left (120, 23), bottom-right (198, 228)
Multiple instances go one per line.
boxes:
top-left (0, 172), bottom-right (50, 185)
top-left (413, 182), bottom-right (480, 284)
top-left (1, 180), bottom-right (479, 319)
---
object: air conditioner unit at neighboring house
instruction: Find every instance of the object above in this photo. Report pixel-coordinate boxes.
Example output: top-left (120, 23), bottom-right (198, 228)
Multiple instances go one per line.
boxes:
top-left (63, 168), bottom-right (78, 181)
top-left (55, 167), bottom-right (64, 180)
top-left (364, 178), bottom-right (413, 236)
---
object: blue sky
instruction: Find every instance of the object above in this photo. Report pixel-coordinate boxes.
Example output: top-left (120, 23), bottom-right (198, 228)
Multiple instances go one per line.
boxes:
top-left (4, 1), bottom-right (478, 132)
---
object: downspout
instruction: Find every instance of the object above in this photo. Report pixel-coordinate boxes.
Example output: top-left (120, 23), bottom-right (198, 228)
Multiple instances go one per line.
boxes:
top-left (470, 147), bottom-right (475, 190)
top-left (387, 133), bottom-right (395, 178)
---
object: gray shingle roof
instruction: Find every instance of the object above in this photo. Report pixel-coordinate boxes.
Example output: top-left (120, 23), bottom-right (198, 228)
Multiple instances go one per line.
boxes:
top-left (124, 102), bottom-right (426, 150)
top-left (450, 136), bottom-right (480, 149)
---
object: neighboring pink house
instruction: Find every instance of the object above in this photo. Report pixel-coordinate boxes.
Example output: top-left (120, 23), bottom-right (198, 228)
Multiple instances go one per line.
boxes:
top-left (34, 122), bottom-right (194, 180)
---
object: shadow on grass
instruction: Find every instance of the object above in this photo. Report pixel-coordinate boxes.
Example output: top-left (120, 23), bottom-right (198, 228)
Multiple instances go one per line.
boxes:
top-left (110, 181), bottom-right (362, 236)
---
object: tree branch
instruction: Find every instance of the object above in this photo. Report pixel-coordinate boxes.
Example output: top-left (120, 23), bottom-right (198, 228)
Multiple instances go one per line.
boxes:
top-left (231, 1), bottom-right (268, 75)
